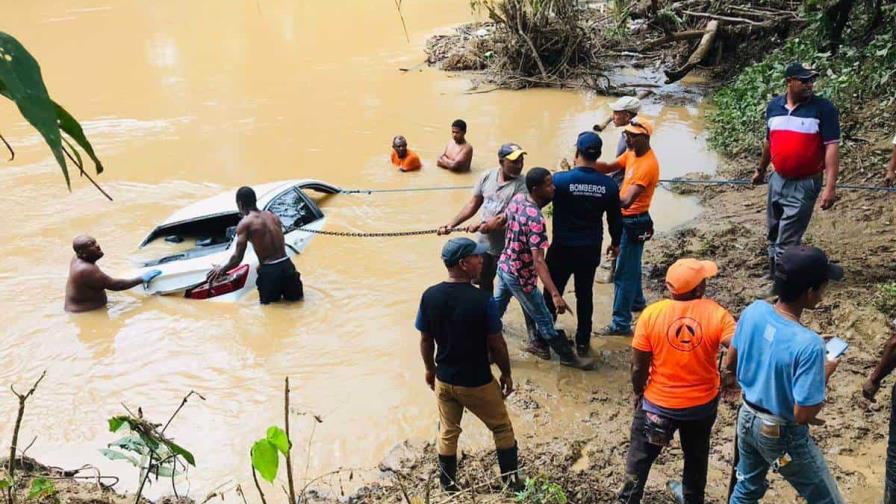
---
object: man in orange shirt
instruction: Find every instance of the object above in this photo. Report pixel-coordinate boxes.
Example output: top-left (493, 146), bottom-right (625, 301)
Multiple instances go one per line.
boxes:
top-left (617, 258), bottom-right (735, 504)
top-left (596, 118), bottom-right (660, 335)
top-left (391, 135), bottom-right (422, 172)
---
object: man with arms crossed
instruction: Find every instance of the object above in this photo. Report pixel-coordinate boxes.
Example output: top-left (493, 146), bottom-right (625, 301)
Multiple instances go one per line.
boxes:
top-left (437, 119), bottom-right (473, 172)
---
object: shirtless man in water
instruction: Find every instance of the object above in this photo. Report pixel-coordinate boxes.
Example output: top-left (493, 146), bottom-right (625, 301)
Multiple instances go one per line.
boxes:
top-left (207, 186), bottom-right (303, 304)
top-left (437, 119), bottom-right (473, 172)
top-left (65, 235), bottom-right (161, 313)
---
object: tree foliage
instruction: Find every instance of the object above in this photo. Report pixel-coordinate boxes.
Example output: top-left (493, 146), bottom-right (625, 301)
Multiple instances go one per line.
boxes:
top-left (0, 32), bottom-right (104, 193)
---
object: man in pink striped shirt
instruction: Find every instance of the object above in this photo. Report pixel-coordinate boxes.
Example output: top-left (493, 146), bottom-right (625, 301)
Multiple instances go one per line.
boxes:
top-left (752, 62), bottom-right (841, 279)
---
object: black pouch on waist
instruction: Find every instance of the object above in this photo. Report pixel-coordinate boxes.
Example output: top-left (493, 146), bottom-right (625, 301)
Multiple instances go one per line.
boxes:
top-left (623, 214), bottom-right (654, 243)
top-left (644, 411), bottom-right (673, 446)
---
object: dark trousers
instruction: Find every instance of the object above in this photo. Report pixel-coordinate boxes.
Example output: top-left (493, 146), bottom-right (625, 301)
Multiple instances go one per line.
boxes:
top-left (887, 383), bottom-right (896, 503)
top-left (618, 407), bottom-right (716, 504)
top-left (256, 259), bottom-right (303, 304)
top-left (480, 252), bottom-right (536, 339)
top-left (542, 243), bottom-right (601, 346)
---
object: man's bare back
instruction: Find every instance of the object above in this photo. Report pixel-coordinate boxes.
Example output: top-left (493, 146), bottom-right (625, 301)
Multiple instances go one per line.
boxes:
top-left (239, 210), bottom-right (288, 264)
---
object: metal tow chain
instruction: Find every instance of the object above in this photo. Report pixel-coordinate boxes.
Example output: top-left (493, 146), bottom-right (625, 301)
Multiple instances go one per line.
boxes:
top-left (296, 226), bottom-right (466, 238)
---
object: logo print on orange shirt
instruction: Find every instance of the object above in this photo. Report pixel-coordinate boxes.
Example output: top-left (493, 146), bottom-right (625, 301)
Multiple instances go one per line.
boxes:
top-left (666, 317), bottom-right (705, 352)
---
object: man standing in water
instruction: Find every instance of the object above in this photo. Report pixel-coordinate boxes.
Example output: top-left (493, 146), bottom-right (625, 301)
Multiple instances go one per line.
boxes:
top-left (437, 143), bottom-right (536, 343)
top-left (416, 237), bottom-right (521, 493)
top-left (494, 168), bottom-right (594, 369)
top-left (753, 62), bottom-right (840, 279)
top-left (64, 235), bottom-right (161, 313)
top-left (207, 186), bottom-right (303, 304)
top-left (390, 135), bottom-right (423, 172)
top-left (436, 119), bottom-right (473, 172)
top-left (543, 132), bottom-right (622, 357)
top-left (596, 119), bottom-right (660, 336)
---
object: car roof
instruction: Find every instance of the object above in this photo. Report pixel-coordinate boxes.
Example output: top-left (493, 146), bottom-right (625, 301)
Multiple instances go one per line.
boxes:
top-left (157, 179), bottom-right (333, 226)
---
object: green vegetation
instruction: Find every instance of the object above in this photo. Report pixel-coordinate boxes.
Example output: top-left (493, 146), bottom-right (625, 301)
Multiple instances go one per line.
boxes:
top-left (874, 282), bottom-right (896, 318)
top-left (0, 32), bottom-right (106, 196)
top-left (515, 476), bottom-right (568, 504)
top-left (25, 478), bottom-right (54, 501)
top-left (250, 426), bottom-right (290, 483)
top-left (707, 3), bottom-right (896, 157)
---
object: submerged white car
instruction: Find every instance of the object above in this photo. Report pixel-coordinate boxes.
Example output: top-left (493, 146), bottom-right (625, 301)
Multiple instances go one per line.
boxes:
top-left (134, 179), bottom-right (340, 301)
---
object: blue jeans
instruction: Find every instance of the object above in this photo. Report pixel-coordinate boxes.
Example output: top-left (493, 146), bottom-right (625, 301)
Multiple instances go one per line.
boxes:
top-left (611, 215), bottom-right (649, 331)
top-left (494, 269), bottom-right (562, 345)
top-left (729, 405), bottom-right (844, 504)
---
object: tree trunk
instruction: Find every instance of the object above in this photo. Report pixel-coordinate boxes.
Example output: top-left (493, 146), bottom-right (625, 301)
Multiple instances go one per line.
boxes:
top-left (664, 20), bottom-right (719, 83)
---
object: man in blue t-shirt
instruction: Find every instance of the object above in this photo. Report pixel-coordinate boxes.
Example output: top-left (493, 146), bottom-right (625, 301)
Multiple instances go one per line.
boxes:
top-left (543, 132), bottom-right (623, 357)
top-left (724, 245), bottom-right (845, 503)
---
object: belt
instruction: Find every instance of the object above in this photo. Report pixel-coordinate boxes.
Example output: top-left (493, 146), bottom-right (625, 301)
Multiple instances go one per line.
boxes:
top-left (743, 399), bottom-right (792, 426)
top-left (776, 171), bottom-right (823, 182)
top-left (623, 212), bottom-right (650, 219)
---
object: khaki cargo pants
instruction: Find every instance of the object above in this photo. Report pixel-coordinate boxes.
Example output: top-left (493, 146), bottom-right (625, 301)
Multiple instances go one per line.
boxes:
top-left (436, 378), bottom-right (516, 456)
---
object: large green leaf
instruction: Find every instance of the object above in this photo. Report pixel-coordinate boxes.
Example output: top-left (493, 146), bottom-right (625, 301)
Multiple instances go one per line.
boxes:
top-left (161, 438), bottom-right (195, 467)
top-left (265, 426), bottom-right (289, 456)
top-left (0, 478), bottom-right (10, 490)
top-left (0, 32), bottom-right (68, 188)
top-left (53, 99), bottom-right (102, 174)
top-left (251, 440), bottom-right (279, 483)
top-left (107, 416), bottom-right (129, 433)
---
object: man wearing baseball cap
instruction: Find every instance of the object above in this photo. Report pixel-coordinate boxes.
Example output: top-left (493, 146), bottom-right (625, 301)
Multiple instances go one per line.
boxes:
top-left (754, 62), bottom-right (841, 281)
top-left (596, 118), bottom-right (660, 336)
top-left (416, 237), bottom-right (521, 493)
top-left (610, 96), bottom-right (642, 157)
top-left (726, 245), bottom-right (845, 503)
top-left (541, 132), bottom-right (623, 357)
top-left (437, 143), bottom-right (537, 342)
top-left (617, 259), bottom-right (735, 503)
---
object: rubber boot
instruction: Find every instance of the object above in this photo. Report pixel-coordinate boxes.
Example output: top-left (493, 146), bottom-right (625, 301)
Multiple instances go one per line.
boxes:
top-left (548, 337), bottom-right (595, 370)
top-left (437, 454), bottom-right (459, 493)
top-left (497, 444), bottom-right (524, 492)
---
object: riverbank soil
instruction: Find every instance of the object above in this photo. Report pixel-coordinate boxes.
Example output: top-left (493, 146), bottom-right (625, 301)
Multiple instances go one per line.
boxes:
top-left (355, 2), bottom-right (896, 503)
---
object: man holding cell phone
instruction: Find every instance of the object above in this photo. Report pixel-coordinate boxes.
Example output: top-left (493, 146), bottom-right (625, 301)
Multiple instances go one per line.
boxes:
top-left (862, 321), bottom-right (896, 503)
top-left (724, 245), bottom-right (845, 504)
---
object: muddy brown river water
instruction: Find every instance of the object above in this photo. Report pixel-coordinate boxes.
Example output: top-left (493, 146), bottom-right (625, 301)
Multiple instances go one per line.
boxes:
top-left (0, 1), bottom-right (719, 500)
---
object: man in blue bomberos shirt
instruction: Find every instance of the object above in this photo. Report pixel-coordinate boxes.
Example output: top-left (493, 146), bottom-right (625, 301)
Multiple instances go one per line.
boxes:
top-left (724, 245), bottom-right (845, 504)
top-left (541, 132), bottom-right (623, 358)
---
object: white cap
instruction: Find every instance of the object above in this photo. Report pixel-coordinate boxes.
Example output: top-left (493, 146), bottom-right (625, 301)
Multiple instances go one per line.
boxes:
top-left (610, 96), bottom-right (642, 113)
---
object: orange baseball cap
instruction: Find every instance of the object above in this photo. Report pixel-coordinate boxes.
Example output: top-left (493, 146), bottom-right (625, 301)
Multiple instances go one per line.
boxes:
top-left (623, 118), bottom-right (654, 137)
top-left (665, 258), bottom-right (719, 295)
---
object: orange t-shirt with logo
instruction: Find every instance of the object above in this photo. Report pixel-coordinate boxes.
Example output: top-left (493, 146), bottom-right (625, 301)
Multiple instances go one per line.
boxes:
top-left (391, 149), bottom-right (422, 171)
top-left (631, 298), bottom-right (736, 409)
top-left (617, 149), bottom-right (659, 216)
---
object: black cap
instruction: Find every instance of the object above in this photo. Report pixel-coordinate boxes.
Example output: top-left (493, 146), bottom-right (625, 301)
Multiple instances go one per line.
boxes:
top-left (441, 237), bottom-right (488, 267)
top-left (775, 246), bottom-right (844, 288)
top-left (784, 62), bottom-right (818, 80)
top-left (576, 131), bottom-right (603, 158)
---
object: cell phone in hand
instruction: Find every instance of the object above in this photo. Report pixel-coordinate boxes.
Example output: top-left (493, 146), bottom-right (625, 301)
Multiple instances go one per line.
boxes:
top-left (825, 337), bottom-right (849, 361)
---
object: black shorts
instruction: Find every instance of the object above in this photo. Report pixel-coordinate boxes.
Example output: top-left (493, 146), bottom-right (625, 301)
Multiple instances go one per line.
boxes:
top-left (256, 259), bottom-right (304, 304)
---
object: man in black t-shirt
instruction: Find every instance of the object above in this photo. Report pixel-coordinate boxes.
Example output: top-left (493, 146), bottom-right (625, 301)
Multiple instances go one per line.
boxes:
top-left (416, 237), bottom-right (520, 493)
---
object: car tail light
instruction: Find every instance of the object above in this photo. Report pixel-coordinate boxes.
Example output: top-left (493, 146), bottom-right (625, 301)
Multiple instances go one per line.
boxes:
top-left (185, 264), bottom-right (250, 299)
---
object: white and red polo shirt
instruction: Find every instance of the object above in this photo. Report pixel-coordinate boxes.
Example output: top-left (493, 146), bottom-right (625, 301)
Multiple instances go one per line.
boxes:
top-left (766, 94), bottom-right (840, 179)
